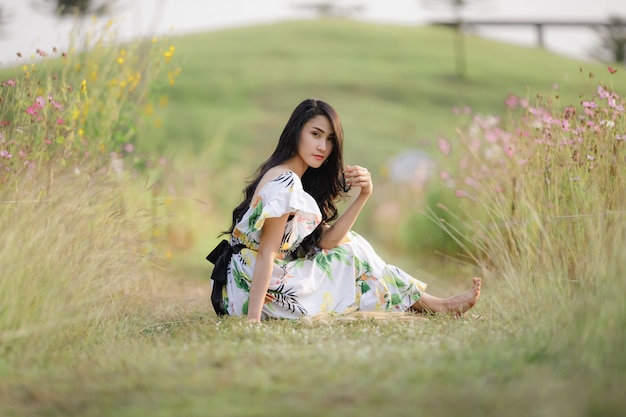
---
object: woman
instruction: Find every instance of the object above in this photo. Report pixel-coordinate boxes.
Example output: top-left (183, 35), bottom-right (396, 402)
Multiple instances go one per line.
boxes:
top-left (212, 98), bottom-right (481, 323)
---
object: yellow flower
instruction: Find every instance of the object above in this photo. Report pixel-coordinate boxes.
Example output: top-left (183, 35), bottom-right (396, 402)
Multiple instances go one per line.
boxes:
top-left (78, 129), bottom-right (84, 137)
top-left (163, 45), bottom-right (175, 63)
top-left (144, 103), bottom-right (154, 116)
top-left (117, 57), bottom-right (124, 65)
top-left (165, 250), bottom-right (173, 259)
top-left (80, 79), bottom-right (87, 95)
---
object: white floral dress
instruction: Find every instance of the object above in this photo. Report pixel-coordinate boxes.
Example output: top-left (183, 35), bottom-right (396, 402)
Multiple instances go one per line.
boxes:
top-left (224, 171), bottom-right (427, 319)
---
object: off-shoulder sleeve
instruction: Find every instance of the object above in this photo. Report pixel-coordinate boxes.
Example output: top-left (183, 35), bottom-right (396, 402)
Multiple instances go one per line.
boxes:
top-left (250, 171), bottom-right (321, 233)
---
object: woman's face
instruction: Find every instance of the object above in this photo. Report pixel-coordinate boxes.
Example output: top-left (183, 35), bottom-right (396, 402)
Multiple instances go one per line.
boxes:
top-left (296, 115), bottom-right (335, 169)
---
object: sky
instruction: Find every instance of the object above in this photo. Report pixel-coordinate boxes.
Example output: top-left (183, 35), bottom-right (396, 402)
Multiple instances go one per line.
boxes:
top-left (1, 0), bottom-right (626, 65)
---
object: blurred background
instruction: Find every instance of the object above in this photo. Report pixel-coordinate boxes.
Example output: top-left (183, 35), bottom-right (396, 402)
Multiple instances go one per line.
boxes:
top-left (1, 0), bottom-right (625, 274)
top-left (2, 0), bottom-right (626, 63)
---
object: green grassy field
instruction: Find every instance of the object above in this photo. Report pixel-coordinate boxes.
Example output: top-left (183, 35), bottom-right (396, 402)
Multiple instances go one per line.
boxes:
top-left (1, 19), bottom-right (625, 417)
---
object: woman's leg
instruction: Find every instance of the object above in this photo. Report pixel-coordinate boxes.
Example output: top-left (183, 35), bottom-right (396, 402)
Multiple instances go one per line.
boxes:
top-left (411, 277), bottom-right (481, 315)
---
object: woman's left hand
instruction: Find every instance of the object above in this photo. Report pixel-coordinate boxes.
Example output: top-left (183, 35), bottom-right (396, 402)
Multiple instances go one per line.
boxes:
top-left (344, 165), bottom-right (373, 196)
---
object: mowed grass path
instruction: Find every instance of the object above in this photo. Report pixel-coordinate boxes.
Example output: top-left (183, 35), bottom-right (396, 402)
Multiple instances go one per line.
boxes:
top-left (1, 20), bottom-right (624, 417)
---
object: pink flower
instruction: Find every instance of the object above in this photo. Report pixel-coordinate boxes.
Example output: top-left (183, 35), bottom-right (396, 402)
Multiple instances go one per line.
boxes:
top-left (124, 143), bottom-right (134, 153)
top-left (582, 101), bottom-right (597, 109)
top-left (504, 93), bottom-right (519, 109)
top-left (48, 95), bottom-right (63, 110)
top-left (26, 96), bottom-right (46, 116)
top-left (464, 176), bottom-right (479, 188)
top-left (608, 66), bottom-right (618, 74)
top-left (437, 138), bottom-right (451, 156)
top-left (0, 150), bottom-right (13, 159)
top-left (56, 118), bottom-right (64, 125)
top-left (597, 86), bottom-right (611, 99)
top-left (455, 189), bottom-right (470, 198)
top-left (2, 79), bottom-right (16, 87)
top-left (607, 96), bottom-right (624, 111)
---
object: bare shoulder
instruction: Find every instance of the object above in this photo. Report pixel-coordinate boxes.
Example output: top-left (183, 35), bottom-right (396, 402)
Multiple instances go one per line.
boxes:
top-left (252, 166), bottom-right (293, 200)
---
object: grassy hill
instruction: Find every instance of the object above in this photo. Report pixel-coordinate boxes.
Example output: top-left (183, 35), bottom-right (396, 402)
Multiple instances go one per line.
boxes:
top-left (154, 19), bottom-right (614, 165)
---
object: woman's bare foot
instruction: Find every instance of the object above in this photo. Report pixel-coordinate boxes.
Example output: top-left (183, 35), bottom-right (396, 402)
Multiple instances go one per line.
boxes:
top-left (411, 277), bottom-right (481, 316)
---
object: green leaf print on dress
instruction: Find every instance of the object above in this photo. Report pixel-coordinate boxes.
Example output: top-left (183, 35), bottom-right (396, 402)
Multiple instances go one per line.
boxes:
top-left (231, 261), bottom-right (250, 292)
top-left (248, 200), bottom-right (264, 232)
top-left (313, 246), bottom-right (352, 280)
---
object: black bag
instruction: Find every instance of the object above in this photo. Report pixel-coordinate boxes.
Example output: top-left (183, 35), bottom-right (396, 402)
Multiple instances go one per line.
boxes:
top-left (206, 240), bottom-right (244, 316)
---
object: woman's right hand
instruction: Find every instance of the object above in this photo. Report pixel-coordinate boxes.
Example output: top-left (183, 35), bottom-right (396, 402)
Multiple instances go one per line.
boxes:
top-left (344, 165), bottom-right (373, 196)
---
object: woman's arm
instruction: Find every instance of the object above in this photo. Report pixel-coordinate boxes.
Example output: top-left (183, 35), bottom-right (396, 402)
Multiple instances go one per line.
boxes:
top-left (317, 165), bottom-right (373, 249)
top-left (247, 212), bottom-right (291, 322)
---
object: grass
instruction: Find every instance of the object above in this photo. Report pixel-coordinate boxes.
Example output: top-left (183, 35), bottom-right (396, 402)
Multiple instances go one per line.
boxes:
top-left (0, 18), bottom-right (625, 417)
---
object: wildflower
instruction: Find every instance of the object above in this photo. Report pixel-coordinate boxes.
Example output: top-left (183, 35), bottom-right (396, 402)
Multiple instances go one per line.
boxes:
top-left (607, 95), bottom-right (624, 111)
top-left (1, 120), bottom-right (10, 127)
top-left (608, 66), bottom-right (618, 74)
top-left (0, 150), bottom-right (12, 159)
top-left (2, 79), bottom-right (16, 87)
top-left (78, 129), bottom-right (84, 137)
top-left (455, 189), bottom-right (470, 198)
top-left (48, 95), bottom-right (63, 110)
top-left (164, 45), bottom-right (175, 63)
top-left (117, 57), bottom-right (124, 65)
top-left (26, 97), bottom-right (45, 115)
top-left (80, 80), bottom-right (87, 95)
top-left (57, 118), bottom-right (64, 125)
top-left (437, 138), bottom-right (451, 156)
top-left (504, 94), bottom-right (519, 109)
top-left (597, 85), bottom-right (611, 99)
top-left (464, 176), bottom-right (479, 188)
top-left (124, 143), bottom-right (134, 153)
top-left (616, 134), bottom-right (626, 141)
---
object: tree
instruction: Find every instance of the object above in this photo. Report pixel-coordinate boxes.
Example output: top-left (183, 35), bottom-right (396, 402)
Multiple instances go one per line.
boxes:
top-left (592, 16), bottom-right (626, 64)
top-left (33, 0), bottom-right (116, 17)
top-left (422, 0), bottom-right (491, 79)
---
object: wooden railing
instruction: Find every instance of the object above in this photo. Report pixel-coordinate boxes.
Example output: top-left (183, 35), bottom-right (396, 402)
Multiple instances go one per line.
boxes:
top-left (430, 20), bottom-right (625, 48)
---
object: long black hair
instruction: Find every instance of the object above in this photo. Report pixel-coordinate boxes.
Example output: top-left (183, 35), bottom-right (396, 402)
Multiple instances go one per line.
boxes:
top-left (225, 98), bottom-right (348, 251)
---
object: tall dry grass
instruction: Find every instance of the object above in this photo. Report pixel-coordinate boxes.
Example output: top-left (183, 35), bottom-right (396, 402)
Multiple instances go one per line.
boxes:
top-left (0, 18), bottom-right (184, 365)
top-left (437, 73), bottom-right (626, 380)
